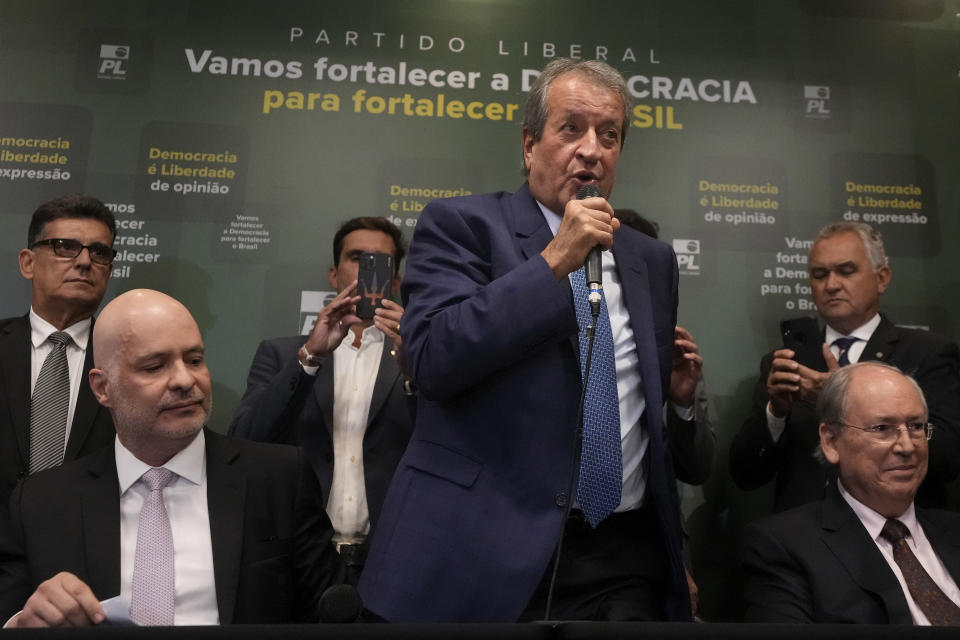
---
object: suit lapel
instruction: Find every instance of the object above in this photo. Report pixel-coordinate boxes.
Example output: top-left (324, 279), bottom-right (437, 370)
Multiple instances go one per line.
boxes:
top-left (81, 447), bottom-right (121, 598)
top-left (861, 316), bottom-right (897, 363)
top-left (367, 345), bottom-right (400, 429)
top-left (820, 486), bottom-right (912, 623)
top-left (512, 184), bottom-right (559, 266)
top-left (611, 239), bottom-right (663, 407)
top-left (1, 315), bottom-right (32, 467)
top-left (205, 431), bottom-right (245, 624)
top-left (510, 184), bottom-right (576, 352)
top-left (65, 325), bottom-right (105, 460)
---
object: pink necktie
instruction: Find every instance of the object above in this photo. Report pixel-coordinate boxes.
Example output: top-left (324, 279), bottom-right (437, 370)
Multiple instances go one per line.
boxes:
top-left (130, 467), bottom-right (176, 625)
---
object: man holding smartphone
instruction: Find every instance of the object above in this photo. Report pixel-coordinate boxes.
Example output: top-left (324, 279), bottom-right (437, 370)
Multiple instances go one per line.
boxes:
top-left (730, 221), bottom-right (960, 512)
top-left (229, 217), bottom-right (414, 585)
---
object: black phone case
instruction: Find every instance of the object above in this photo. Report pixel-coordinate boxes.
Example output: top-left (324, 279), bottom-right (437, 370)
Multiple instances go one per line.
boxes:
top-left (357, 253), bottom-right (394, 319)
top-left (780, 316), bottom-right (823, 365)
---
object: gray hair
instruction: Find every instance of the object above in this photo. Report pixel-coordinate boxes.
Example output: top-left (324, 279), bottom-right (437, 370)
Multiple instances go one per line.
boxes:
top-left (813, 361), bottom-right (927, 462)
top-left (814, 222), bottom-right (889, 271)
top-left (521, 58), bottom-right (632, 176)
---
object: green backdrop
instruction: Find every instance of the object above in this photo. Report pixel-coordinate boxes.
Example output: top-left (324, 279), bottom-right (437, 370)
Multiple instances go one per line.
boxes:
top-left (2, 0), bottom-right (957, 619)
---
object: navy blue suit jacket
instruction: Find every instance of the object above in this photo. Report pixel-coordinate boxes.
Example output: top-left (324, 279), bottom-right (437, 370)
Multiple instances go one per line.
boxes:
top-left (359, 184), bottom-right (688, 622)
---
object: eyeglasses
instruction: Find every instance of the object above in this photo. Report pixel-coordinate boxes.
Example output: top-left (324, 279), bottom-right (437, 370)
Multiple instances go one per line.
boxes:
top-left (30, 238), bottom-right (117, 265)
top-left (835, 421), bottom-right (934, 443)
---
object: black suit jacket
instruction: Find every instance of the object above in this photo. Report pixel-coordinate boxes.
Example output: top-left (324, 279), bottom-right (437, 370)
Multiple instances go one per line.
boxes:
top-left (729, 316), bottom-right (960, 510)
top-left (0, 315), bottom-right (115, 507)
top-left (228, 335), bottom-right (414, 529)
top-left (742, 483), bottom-right (960, 623)
top-left (0, 429), bottom-right (344, 624)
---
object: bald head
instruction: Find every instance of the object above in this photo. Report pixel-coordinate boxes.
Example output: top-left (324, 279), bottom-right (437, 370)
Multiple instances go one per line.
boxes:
top-left (89, 289), bottom-right (212, 466)
top-left (93, 289), bottom-right (195, 369)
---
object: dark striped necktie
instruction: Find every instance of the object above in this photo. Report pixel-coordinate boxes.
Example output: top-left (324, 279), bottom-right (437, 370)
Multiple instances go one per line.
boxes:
top-left (29, 331), bottom-right (72, 473)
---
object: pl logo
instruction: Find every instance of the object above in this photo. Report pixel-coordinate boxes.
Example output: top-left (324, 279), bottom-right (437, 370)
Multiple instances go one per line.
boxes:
top-left (672, 238), bottom-right (701, 275)
top-left (299, 290), bottom-right (337, 335)
top-left (98, 44), bottom-right (130, 79)
top-left (803, 85), bottom-right (831, 119)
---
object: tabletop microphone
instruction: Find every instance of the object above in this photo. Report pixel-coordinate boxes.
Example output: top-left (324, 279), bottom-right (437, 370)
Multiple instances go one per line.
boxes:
top-left (317, 584), bottom-right (363, 623)
top-left (576, 183), bottom-right (604, 316)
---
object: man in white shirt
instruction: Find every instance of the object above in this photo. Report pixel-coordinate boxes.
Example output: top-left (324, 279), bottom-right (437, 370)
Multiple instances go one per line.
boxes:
top-left (742, 361), bottom-right (960, 624)
top-left (730, 222), bottom-right (960, 511)
top-left (0, 195), bottom-right (118, 506)
top-left (229, 217), bottom-right (414, 584)
top-left (0, 289), bottom-right (343, 626)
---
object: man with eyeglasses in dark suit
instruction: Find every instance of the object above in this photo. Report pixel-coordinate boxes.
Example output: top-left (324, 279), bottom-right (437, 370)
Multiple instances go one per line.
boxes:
top-left (0, 194), bottom-right (118, 507)
top-left (743, 361), bottom-right (960, 625)
top-left (730, 222), bottom-right (960, 511)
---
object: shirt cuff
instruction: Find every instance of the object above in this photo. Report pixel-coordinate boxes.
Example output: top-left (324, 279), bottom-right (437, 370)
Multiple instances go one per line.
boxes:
top-left (766, 402), bottom-right (786, 442)
top-left (671, 402), bottom-right (695, 422)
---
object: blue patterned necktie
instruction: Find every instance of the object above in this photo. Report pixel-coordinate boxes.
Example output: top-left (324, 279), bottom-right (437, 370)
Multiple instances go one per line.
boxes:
top-left (570, 266), bottom-right (622, 527)
top-left (833, 336), bottom-right (859, 366)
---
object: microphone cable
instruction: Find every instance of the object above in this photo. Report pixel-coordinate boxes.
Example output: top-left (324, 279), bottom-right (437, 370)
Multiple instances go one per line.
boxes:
top-left (542, 300), bottom-right (601, 621)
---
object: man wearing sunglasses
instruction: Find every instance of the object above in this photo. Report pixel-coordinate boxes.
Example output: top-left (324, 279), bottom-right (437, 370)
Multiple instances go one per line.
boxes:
top-left (0, 194), bottom-right (118, 506)
top-left (742, 361), bottom-right (960, 624)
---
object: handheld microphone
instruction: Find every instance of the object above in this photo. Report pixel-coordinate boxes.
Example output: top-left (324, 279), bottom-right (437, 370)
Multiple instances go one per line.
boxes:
top-left (575, 183), bottom-right (604, 316)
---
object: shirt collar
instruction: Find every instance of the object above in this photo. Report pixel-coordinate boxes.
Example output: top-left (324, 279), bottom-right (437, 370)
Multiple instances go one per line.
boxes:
top-left (115, 429), bottom-right (206, 494)
top-left (825, 313), bottom-right (881, 346)
top-left (336, 323), bottom-right (385, 353)
top-left (536, 200), bottom-right (562, 237)
top-left (29, 307), bottom-right (91, 350)
top-left (838, 478), bottom-right (918, 542)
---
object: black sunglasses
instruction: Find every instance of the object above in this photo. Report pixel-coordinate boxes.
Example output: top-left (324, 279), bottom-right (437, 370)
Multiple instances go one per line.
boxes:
top-left (30, 238), bottom-right (117, 265)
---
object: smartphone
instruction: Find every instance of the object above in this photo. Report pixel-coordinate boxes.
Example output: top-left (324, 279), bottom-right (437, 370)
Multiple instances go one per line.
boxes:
top-left (356, 252), bottom-right (394, 319)
top-left (780, 316), bottom-right (823, 365)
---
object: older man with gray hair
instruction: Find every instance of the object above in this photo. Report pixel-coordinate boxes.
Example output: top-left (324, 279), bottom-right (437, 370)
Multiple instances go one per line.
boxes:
top-left (359, 57), bottom-right (699, 622)
top-left (730, 221), bottom-right (960, 511)
top-left (743, 361), bottom-right (960, 625)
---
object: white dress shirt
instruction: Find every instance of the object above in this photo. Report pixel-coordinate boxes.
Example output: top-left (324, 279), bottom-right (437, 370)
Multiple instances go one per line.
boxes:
top-left (116, 431), bottom-right (219, 625)
top-left (29, 308), bottom-right (91, 448)
top-left (839, 480), bottom-right (960, 625)
top-left (327, 324), bottom-right (384, 543)
top-left (766, 314), bottom-right (882, 442)
top-left (824, 313), bottom-right (880, 365)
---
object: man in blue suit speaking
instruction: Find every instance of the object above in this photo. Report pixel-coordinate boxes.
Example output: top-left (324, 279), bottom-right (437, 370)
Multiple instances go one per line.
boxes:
top-left (359, 58), bottom-right (699, 622)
